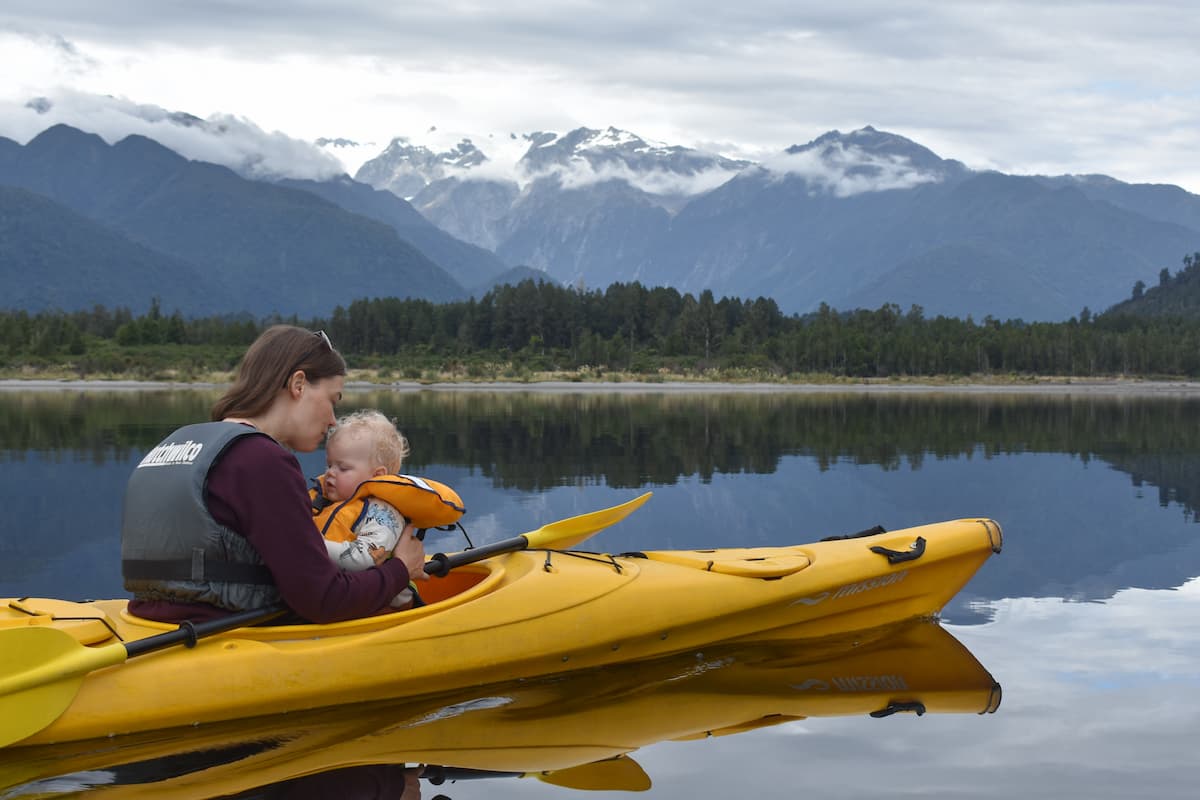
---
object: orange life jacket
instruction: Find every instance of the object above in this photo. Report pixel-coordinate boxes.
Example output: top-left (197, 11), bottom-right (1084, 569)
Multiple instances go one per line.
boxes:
top-left (310, 474), bottom-right (466, 543)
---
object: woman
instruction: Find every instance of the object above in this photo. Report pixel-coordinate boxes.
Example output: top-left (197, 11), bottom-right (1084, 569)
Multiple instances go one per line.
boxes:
top-left (121, 325), bottom-right (427, 624)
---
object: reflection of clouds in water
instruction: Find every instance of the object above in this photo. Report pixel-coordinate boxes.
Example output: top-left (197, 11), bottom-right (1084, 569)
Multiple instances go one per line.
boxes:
top-left (442, 581), bottom-right (1200, 799)
top-left (942, 580), bottom-right (1200, 780)
top-left (401, 696), bottom-right (512, 728)
top-left (971, 581), bottom-right (1200, 676)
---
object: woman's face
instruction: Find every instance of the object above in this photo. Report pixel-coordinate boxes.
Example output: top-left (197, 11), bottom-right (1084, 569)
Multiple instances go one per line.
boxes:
top-left (287, 374), bottom-right (344, 452)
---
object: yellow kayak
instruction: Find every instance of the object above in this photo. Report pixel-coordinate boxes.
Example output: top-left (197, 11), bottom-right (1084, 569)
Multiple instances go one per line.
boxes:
top-left (0, 619), bottom-right (1000, 799)
top-left (1, 516), bottom-right (1001, 747)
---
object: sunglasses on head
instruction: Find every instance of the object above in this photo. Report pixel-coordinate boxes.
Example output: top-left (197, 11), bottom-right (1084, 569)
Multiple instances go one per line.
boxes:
top-left (282, 330), bottom-right (335, 388)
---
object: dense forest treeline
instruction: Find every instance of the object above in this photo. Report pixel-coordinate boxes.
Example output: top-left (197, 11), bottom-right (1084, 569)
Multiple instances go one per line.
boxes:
top-left (5, 254), bottom-right (1200, 380)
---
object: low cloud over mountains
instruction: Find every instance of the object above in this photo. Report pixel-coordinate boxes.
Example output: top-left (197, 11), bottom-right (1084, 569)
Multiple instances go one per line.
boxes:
top-left (2, 90), bottom-right (345, 181)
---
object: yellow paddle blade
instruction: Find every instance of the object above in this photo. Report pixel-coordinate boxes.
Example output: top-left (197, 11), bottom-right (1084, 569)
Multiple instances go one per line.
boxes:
top-left (533, 755), bottom-right (652, 792)
top-left (425, 493), bottom-right (654, 576)
top-left (0, 627), bottom-right (127, 748)
top-left (523, 492), bottom-right (652, 551)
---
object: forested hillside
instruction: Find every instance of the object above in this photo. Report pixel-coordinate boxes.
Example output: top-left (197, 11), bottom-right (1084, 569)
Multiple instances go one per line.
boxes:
top-left (0, 186), bottom-right (234, 314)
top-left (0, 126), bottom-right (467, 317)
top-left (6, 270), bottom-right (1200, 381)
top-left (1106, 252), bottom-right (1200, 318)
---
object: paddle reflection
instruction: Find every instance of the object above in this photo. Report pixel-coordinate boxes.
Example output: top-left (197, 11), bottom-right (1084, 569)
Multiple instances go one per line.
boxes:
top-left (0, 620), bottom-right (999, 799)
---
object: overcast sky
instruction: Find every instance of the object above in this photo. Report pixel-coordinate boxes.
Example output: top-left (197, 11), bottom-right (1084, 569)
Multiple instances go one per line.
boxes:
top-left (2, 1), bottom-right (1198, 191)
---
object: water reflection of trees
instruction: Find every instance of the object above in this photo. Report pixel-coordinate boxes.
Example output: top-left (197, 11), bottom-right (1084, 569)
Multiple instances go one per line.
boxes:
top-left (0, 390), bottom-right (216, 464)
top-left (2, 389), bottom-right (1198, 517)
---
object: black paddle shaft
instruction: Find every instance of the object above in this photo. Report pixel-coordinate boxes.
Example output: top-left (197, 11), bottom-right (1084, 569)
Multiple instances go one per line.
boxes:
top-left (123, 537), bottom-right (533, 659)
top-left (123, 604), bottom-right (288, 658)
top-left (424, 535), bottom-right (531, 578)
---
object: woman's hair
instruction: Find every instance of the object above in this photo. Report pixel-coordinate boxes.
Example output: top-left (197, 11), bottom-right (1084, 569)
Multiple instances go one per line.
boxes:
top-left (211, 325), bottom-right (346, 421)
top-left (327, 409), bottom-right (410, 473)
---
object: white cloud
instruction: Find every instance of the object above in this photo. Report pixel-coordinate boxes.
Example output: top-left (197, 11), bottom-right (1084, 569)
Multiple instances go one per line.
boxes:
top-left (514, 158), bottom-right (731, 198)
top-left (422, 129), bottom-right (532, 186)
top-left (1, 89), bottom-right (344, 180)
top-left (540, 159), bottom-right (744, 196)
top-left (761, 142), bottom-right (944, 197)
top-left (2, 2), bottom-right (1200, 191)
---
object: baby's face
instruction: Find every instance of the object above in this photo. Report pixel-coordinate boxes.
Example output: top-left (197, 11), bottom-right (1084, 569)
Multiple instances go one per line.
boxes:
top-left (323, 431), bottom-right (377, 502)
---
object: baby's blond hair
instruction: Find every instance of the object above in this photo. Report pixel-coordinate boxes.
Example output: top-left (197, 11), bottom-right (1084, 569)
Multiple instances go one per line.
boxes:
top-left (327, 409), bottom-right (410, 473)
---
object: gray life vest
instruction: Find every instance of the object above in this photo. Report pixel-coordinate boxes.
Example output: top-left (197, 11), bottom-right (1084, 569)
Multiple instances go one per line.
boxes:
top-left (121, 421), bottom-right (282, 611)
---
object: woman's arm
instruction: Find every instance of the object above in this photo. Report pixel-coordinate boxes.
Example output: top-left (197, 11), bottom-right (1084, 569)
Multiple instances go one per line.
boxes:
top-left (207, 436), bottom-right (410, 623)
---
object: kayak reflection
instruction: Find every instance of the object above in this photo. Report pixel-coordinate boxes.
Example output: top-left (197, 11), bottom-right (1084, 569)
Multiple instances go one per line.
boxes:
top-left (0, 620), bottom-right (999, 799)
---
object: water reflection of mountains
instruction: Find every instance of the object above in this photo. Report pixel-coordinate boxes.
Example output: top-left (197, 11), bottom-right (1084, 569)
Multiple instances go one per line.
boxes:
top-left (0, 620), bottom-right (999, 800)
top-left (3, 388), bottom-right (1197, 505)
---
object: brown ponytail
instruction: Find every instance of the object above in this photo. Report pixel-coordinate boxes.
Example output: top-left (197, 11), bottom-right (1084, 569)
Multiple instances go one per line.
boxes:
top-left (211, 326), bottom-right (346, 421)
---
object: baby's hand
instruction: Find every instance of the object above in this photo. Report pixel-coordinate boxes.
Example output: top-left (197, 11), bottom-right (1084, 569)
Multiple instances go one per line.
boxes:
top-left (368, 545), bottom-right (389, 566)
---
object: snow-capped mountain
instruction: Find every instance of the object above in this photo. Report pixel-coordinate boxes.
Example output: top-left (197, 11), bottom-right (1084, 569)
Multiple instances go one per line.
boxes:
top-left (354, 124), bottom-right (1200, 319)
top-left (354, 126), bottom-right (750, 202)
top-left (354, 136), bottom-right (490, 199)
top-left (518, 126), bottom-right (749, 193)
top-left (352, 125), bottom-right (753, 268)
top-left (785, 126), bottom-right (967, 178)
top-left (758, 125), bottom-right (970, 197)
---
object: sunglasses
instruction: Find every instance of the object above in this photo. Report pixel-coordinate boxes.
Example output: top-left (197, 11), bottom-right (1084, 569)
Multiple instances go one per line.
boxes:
top-left (282, 330), bottom-right (335, 388)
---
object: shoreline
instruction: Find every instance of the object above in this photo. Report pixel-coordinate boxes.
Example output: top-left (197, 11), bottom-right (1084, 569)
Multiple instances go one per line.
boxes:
top-left (5, 377), bottom-right (1200, 396)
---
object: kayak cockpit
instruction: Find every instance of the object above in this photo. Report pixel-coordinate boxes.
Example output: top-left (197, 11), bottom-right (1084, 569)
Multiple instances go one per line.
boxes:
top-left (2, 560), bottom-right (503, 648)
top-left (123, 560), bottom-right (505, 641)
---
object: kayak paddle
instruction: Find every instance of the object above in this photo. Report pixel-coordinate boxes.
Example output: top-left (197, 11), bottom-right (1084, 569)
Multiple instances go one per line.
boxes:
top-left (0, 605), bottom-right (286, 748)
top-left (424, 491), bottom-right (652, 576)
top-left (423, 754), bottom-right (652, 791)
top-left (0, 492), bottom-right (652, 748)
top-left (534, 754), bottom-right (652, 791)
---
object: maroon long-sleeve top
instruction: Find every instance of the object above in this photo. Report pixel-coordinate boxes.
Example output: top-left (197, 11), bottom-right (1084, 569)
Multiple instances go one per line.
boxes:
top-left (129, 433), bottom-right (410, 624)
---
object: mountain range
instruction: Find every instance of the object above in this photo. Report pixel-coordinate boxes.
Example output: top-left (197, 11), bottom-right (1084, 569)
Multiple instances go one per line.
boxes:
top-left (359, 125), bottom-right (1200, 321)
top-left (4, 116), bottom-right (1200, 321)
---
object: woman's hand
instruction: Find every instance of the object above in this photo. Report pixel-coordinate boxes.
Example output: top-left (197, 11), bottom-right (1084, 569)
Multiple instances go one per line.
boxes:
top-left (390, 522), bottom-right (428, 581)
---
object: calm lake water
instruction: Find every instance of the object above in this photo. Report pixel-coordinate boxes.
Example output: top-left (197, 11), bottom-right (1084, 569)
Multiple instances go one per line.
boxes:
top-left (1, 386), bottom-right (1198, 798)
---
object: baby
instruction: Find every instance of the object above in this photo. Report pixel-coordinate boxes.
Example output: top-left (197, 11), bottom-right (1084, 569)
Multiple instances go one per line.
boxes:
top-left (314, 409), bottom-right (417, 608)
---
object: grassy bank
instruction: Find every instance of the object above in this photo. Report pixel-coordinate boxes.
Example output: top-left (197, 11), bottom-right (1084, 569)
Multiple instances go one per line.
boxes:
top-left (1, 355), bottom-right (1185, 389)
